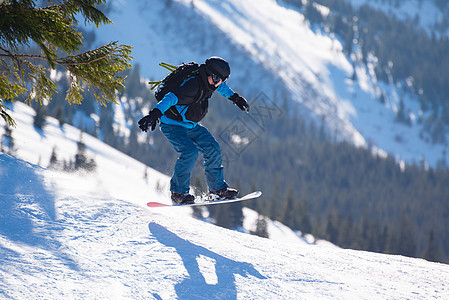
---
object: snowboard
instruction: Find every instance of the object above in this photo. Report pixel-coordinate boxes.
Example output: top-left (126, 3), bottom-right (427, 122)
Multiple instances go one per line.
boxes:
top-left (147, 191), bottom-right (262, 208)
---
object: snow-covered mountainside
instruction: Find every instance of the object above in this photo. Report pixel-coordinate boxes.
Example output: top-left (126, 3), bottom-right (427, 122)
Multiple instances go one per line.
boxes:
top-left (88, 0), bottom-right (447, 166)
top-left (1, 104), bottom-right (449, 299)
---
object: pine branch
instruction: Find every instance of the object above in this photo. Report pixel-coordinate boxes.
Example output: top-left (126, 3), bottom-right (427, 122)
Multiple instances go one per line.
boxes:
top-left (55, 46), bottom-right (118, 66)
top-left (0, 0), bottom-right (133, 127)
top-left (0, 105), bottom-right (17, 127)
top-left (1, 42), bottom-right (132, 104)
top-left (59, 0), bottom-right (112, 27)
top-left (0, 44), bottom-right (124, 66)
top-left (0, 49), bottom-right (46, 61)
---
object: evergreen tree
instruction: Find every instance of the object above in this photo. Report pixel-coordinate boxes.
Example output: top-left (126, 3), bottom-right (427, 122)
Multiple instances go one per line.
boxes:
top-left (304, 0), bottom-right (323, 24)
top-left (395, 98), bottom-right (411, 126)
top-left (279, 188), bottom-right (300, 230)
top-left (143, 167), bottom-right (148, 181)
top-left (0, 0), bottom-right (133, 127)
top-left (155, 180), bottom-right (165, 193)
top-left (74, 133), bottom-right (96, 172)
top-left (325, 210), bottom-right (339, 244)
top-left (211, 204), bottom-right (232, 229)
top-left (99, 104), bottom-right (115, 145)
top-left (397, 214), bottom-right (417, 257)
top-left (33, 103), bottom-right (47, 130)
top-left (379, 225), bottom-right (389, 254)
top-left (228, 202), bottom-right (244, 229)
top-left (228, 179), bottom-right (244, 229)
top-left (386, 225), bottom-right (400, 255)
top-left (251, 215), bottom-right (269, 238)
top-left (54, 104), bottom-right (66, 127)
top-left (298, 195), bottom-right (312, 235)
top-left (338, 215), bottom-right (356, 249)
top-left (124, 64), bottom-right (144, 100)
top-left (422, 229), bottom-right (441, 262)
top-left (127, 122), bottom-right (139, 156)
top-left (48, 146), bottom-right (59, 170)
top-left (1, 124), bottom-right (16, 154)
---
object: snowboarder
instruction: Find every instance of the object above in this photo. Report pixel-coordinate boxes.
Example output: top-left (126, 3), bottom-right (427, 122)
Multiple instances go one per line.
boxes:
top-left (138, 57), bottom-right (249, 205)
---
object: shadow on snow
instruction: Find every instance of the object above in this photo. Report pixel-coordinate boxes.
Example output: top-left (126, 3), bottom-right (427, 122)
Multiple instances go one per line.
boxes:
top-left (148, 222), bottom-right (266, 300)
top-left (0, 154), bottom-right (79, 271)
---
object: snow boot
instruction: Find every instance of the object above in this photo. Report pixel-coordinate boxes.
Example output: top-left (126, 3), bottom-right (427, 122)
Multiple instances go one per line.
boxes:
top-left (171, 192), bottom-right (195, 205)
top-left (209, 186), bottom-right (239, 201)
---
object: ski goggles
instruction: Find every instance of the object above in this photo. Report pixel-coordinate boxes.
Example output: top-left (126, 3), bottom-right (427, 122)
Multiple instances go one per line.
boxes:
top-left (212, 73), bottom-right (228, 85)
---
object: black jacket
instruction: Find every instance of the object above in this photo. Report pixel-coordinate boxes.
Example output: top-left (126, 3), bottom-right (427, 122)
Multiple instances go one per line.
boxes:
top-left (165, 64), bottom-right (216, 123)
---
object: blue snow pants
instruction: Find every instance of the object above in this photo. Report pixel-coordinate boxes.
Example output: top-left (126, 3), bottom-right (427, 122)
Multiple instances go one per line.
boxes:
top-left (160, 123), bottom-right (228, 194)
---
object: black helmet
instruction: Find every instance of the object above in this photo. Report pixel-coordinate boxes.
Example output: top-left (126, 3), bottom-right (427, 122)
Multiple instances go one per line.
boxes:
top-left (205, 56), bottom-right (230, 81)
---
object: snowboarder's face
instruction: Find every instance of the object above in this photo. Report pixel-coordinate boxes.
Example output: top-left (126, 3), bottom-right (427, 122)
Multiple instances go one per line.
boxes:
top-left (208, 75), bottom-right (222, 87)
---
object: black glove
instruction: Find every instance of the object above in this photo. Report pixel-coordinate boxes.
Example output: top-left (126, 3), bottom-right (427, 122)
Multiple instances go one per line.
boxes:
top-left (229, 93), bottom-right (249, 112)
top-left (138, 108), bottom-right (163, 132)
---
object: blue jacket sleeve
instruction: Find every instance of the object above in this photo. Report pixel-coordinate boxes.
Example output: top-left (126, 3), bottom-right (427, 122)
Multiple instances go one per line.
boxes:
top-left (216, 82), bottom-right (235, 98)
top-left (155, 92), bottom-right (179, 113)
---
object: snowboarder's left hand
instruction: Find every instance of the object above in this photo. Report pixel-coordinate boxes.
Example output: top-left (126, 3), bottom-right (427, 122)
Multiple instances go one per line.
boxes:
top-left (229, 93), bottom-right (250, 112)
top-left (138, 108), bottom-right (163, 132)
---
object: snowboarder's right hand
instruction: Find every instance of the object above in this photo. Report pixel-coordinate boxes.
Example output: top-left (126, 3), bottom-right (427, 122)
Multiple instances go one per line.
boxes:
top-left (138, 108), bottom-right (163, 132)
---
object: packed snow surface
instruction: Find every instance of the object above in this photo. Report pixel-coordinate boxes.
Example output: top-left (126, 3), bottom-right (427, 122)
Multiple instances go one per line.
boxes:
top-left (1, 102), bottom-right (449, 299)
top-left (2, 154), bottom-right (449, 299)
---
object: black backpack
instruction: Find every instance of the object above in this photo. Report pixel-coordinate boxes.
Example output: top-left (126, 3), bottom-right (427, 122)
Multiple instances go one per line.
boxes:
top-left (149, 62), bottom-right (200, 102)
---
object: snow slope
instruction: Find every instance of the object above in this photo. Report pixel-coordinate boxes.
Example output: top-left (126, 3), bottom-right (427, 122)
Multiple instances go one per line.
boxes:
top-left (2, 105), bottom-right (449, 299)
top-left (89, 0), bottom-right (448, 166)
top-left (1, 152), bottom-right (449, 299)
